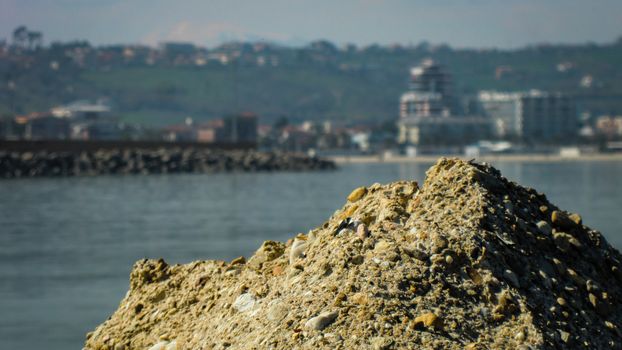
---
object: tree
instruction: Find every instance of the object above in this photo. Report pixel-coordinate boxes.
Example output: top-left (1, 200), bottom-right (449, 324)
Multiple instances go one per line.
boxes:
top-left (12, 26), bottom-right (28, 48)
top-left (27, 31), bottom-right (43, 50)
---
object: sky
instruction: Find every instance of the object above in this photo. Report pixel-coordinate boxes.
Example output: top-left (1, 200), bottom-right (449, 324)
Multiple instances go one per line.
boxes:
top-left (0, 0), bottom-right (621, 49)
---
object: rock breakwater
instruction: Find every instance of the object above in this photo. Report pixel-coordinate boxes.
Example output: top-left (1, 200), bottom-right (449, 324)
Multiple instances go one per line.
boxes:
top-left (84, 158), bottom-right (622, 349)
top-left (0, 149), bottom-right (335, 178)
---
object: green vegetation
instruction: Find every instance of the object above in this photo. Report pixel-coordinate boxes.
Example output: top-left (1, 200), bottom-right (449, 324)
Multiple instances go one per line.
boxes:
top-left (2, 39), bottom-right (622, 124)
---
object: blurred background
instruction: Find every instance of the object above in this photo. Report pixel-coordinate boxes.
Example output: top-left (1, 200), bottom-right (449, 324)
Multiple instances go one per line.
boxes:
top-left (0, 1), bottom-right (621, 349)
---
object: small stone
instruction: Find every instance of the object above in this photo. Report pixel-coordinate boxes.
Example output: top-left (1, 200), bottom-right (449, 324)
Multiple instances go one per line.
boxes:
top-left (413, 312), bottom-right (442, 329)
top-left (569, 213), bottom-right (582, 225)
top-left (504, 269), bottom-right (520, 288)
top-left (351, 292), bottom-right (369, 305)
top-left (230, 256), bottom-right (246, 265)
top-left (289, 238), bottom-right (308, 264)
top-left (405, 246), bottom-right (429, 261)
top-left (445, 255), bottom-right (454, 265)
top-left (267, 302), bottom-right (289, 322)
top-left (566, 268), bottom-right (585, 286)
top-left (305, 311), bottom-right (338, 330)
top-left (232, 293), bottom-right (256, 313)
top-left (536, 221), bottom-right (552, 235)
top-left (147, 341), bottom-right (169, 350)
top-left (165, 340), bottom-right (177, 350)
top-left (514, 331), bottom-right (526, 342)
top-left (553, 232), bottom-right (581, 252)
top-left (370, 336), bottom-right (393, 350)
top-left (356, 224), bottom-right (369, 239)
top-left (556, 297), bottom-right (567, 307)
top-left (559, 330), bottom-right (570, 343)
top-left (431, 235), bottom-right (448, 253)
top-left (347, 187), bottom-right (367, 202)
top-left (551, 210), bottom-right (577, 230)
top-left (586, 280), bottom-right (600, 293)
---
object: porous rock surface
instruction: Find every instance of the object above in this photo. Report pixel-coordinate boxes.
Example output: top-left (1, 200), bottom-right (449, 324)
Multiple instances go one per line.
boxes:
top-left (84, 158), bottom-right (622, 350)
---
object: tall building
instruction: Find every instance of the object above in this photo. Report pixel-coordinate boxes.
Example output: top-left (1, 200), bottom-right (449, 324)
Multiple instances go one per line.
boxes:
top-left (399, 59), bottom-right (453, 119)
top-left (398, 60), bottom-right (489, 147)
top-left (478, 90), bottom-right (578, 142)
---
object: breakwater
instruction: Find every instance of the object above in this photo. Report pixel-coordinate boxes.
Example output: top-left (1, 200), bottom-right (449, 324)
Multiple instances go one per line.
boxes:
top-left (0, 148), bottom-right (335, 178)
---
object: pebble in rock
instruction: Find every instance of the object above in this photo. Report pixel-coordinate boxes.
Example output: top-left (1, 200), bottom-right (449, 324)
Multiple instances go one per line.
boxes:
top-left (347, 187), bottom-right (367, 202)
top-left (305, 311), bottom-right (338, 330)
top-left (289, 237), bottom-right (308, 264)
top-left (147, 341), bottom-right (169, 350)
top-left (233, 293), bottom-right (256, 313)
top-left (413, 312), bottom-right (442, 329)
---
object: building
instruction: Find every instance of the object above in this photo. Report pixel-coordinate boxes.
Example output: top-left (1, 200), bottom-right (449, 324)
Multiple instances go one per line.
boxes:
top-left (398, 116), bottom-right (490, 146)
top-left (222, 113), bottom-right (258, 143)
top-left (51, 100), bottom-right (111, 120)
top-left (398, 59), bottom-right (489, 147)
top-left (23, 114), bottom-right (70, 140)
top-left (595, 116), bottom-right (622, 139)
top-left (478, 90), bottom-right (578, 142)
top-left (399, 59), bottom-right (453, 119)
top-left (196, 119), bottom-right (225, 143)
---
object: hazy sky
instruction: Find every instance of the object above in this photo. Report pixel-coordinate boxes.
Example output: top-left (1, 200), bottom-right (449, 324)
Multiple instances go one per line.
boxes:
top-left (1, 0), bottom-right (621, 48)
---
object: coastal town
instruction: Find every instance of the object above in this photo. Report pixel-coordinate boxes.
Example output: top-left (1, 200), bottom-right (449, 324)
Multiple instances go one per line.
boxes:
top-left (3, 3), bottom-right (622, 350)
top-left (1, 26), bottom-right (622, 159)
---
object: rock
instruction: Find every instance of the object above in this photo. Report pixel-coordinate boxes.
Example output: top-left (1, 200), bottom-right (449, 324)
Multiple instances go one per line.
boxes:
top-left (553, 232), bottom-right (582, 252)
top-left (248, 240), bottom-right (285, 268)
top-left (559, 330), bottom-right (570, 343)
top-left (413, 312), bottom-right (442, 329)
top-left (356, 223), bottom-right (369, 239)
top-left (305, 311), bottom-right (338, 330)
top-left (232, 293), bottom-right (256, 313)
top-left (0, 149), bottom-right (336, 178)
top-left (230, 256), bottom-right (246, 265)
top-left (551, 211), bottom-right (577, 230)
top-left (267, 302), bottom-right (289, 322)
top-left (536, 221), bottom-right (552, 236)
top-left (83, 158), bottom-right (622, 350)
top-left (347, 186), bottom-right (367, 202)
top-left (569, 213), bottom-right (582, 226)
top-left (147, 341), bottom-right (169, 350)
top-left (503, 269), bottom-right (521, 288)
top-left (165, 340), bottom-right (177, 350)
top-left (289, 237), bottom-right (308, 264)
top-left (370, 336), bottom-right (393, 350)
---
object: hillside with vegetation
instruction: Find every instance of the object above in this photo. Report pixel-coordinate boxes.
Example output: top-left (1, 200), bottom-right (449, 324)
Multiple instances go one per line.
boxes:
top-left (1, 30), bottom-right (622, 126)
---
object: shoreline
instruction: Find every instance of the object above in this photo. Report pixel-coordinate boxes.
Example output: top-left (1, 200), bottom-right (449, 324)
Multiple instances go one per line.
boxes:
top-left (330, 152), bottom-right (622, 164)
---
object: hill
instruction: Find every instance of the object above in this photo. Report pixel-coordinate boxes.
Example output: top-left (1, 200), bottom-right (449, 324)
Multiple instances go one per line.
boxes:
top-left (2, 39), bottom-right (622, 125)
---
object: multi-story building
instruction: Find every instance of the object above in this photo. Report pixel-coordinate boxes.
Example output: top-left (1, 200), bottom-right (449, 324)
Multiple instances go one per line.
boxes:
top-left (478, 90), bottom-right (577, 142)
top-left (399, 59), bottom-right (453, 119)
top-left (398, 60), bottom-right (489, 147)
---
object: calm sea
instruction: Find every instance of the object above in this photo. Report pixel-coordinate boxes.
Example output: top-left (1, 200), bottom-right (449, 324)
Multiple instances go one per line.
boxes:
top-left (1, 161), bottom-right (621, 350)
